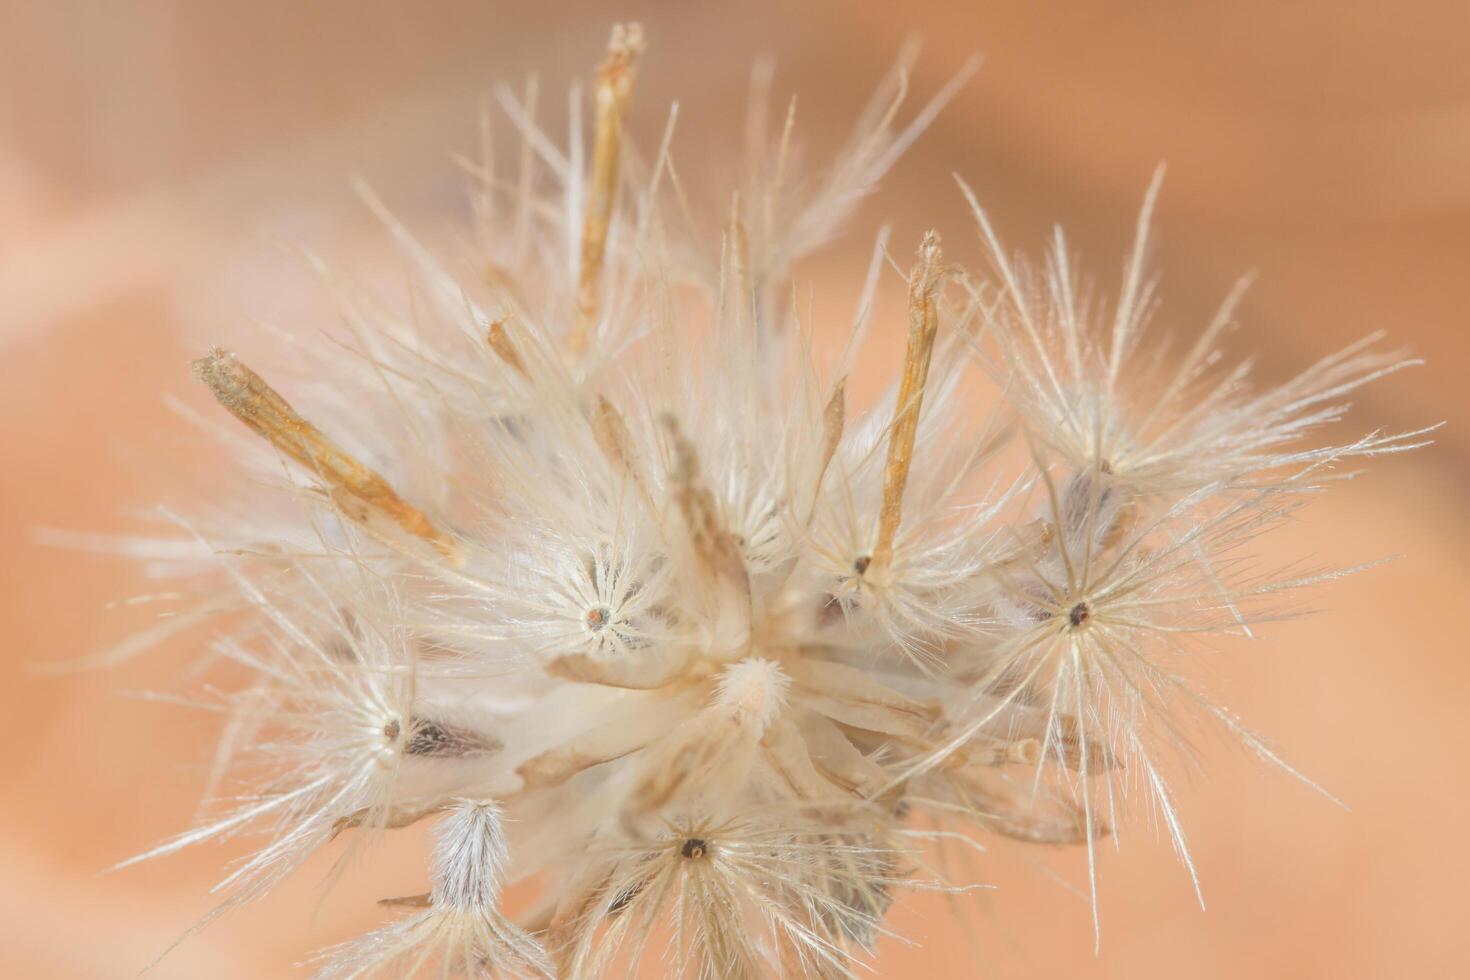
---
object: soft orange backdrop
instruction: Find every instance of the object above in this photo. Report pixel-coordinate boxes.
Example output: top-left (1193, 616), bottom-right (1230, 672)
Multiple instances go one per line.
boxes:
top-left (2, 2), bottom-right (1465, 977)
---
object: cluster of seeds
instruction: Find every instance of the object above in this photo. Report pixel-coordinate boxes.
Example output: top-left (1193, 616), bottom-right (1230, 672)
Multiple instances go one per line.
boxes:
top-left (119, 23), bottom-right (1427, 978)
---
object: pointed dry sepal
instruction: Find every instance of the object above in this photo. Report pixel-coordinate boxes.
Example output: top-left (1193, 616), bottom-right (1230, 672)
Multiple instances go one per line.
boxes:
top-left (870, 230), bottom-right (945, 574)
top-left (804, 376), bottom-right (847, 524)
top-left (570, 22), bottom-right (645, 355)
top-left (662, 413), bottom-right (749, 593)
top-left (192, 348), bottom-right (462, 565)
top-left (590, 393), bottom-right (653, 510)
top-left (486, 317), bottom-right (528, 378)
top-left (724, 196), bottom-right (754, 337)
top-left (663, 413), bottom-right (752, 658)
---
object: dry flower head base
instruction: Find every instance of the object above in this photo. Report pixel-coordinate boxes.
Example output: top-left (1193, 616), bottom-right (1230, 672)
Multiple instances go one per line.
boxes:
top-left (114, 23), bottom-right (1433, 978)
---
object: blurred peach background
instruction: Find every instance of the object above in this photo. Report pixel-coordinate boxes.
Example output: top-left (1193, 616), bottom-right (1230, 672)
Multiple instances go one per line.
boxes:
top-left (2, 2), bottom-right (1466, 977)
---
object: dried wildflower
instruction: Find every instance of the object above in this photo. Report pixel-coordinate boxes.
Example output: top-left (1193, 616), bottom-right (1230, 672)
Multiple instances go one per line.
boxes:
top-left (109, 22), bottom-right (1429, 977)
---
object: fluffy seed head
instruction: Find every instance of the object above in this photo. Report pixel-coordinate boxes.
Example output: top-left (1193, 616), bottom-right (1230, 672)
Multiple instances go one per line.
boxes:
top-left (106, 23), bottom-right (1428, 977)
